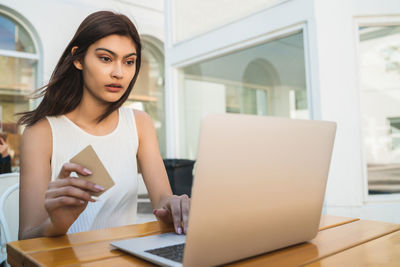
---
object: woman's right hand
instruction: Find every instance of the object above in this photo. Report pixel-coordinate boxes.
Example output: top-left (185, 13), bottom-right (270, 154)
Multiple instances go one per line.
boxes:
top-left (44, 163), bottom-right (104, 235)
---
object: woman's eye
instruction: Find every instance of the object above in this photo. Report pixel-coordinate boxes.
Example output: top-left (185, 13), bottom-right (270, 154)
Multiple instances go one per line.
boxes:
top-left (100, 56), bottom-right (111, 62)
top-left (126, 60), bottom-right (135, 65)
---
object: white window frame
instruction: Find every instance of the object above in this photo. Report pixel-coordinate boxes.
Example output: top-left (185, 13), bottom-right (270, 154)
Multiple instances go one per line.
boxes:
top-left (165, 0), bottom-right (318, 158)
top-left (0, 7), bottom-right (42, 110)
top-left (354, 15), bottom-right (400, 203)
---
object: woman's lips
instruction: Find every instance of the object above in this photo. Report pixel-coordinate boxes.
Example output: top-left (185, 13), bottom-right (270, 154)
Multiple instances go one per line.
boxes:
top-left (105, 84), bottom-right (123, 92)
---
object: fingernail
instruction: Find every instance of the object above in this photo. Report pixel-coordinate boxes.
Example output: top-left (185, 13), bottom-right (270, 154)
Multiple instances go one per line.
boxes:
top-left (80, 200), bottom-right (85, 204)
top-left (83, 168), bottom-right (92, 175)
top-left (177, 227), bottom-right (182, 235)
top-left (153, 209), bottom-right (157, 215)
top-left (94, 184), bottom-right (105, 191)
top-left (91, 196), bottom-right (99, 201)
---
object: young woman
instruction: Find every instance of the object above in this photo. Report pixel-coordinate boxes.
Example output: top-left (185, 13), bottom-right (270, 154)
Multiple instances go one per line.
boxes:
top-left (18, 11), bottom-right (189, 239)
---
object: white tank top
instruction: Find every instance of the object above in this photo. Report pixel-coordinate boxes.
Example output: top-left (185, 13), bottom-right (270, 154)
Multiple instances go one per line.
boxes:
top-left (46, 107), bottom-right (139, 233)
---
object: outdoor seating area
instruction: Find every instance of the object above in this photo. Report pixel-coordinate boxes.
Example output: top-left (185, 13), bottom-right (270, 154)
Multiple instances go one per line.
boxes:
top-left (0, 0), bottom-right (399, 266)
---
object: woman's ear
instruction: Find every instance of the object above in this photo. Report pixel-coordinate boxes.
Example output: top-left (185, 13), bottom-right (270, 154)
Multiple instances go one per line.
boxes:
top-left (71, 46), bottom-right (83, 70)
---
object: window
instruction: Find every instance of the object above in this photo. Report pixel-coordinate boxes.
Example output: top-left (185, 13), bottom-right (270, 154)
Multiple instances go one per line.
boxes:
top-left (0, 12), bottom-right (38, 171)
top-left (389, 117), bottom-right (400, 150)
top-left (179, 31), bottom-right (308, 159)
top-left (359, 25), bottom-right (400, 195)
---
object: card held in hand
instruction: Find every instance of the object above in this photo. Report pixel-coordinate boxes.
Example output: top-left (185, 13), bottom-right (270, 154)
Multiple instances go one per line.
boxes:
top-left (70, 145), bottom-right (115, 196)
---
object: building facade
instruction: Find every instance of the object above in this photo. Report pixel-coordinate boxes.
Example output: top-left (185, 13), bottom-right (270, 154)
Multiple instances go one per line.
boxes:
top-left (163, 0), bottom-right (400, 223)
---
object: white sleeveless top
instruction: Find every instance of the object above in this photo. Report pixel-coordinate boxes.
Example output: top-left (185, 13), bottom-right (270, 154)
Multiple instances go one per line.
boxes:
top-left (46, 107), bottom-right (139, 234)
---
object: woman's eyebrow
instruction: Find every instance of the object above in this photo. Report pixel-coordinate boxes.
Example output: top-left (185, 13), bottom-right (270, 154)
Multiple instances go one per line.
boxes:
top-left (95, 48), bottom-right (137, 58)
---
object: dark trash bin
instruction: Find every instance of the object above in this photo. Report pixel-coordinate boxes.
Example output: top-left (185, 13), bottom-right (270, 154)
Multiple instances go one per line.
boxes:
top-left (163, 159), bottom-right (195, 197)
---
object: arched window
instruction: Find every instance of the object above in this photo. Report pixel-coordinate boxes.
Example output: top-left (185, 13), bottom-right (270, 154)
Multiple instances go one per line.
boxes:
top-left (0, 10), bottom-right (39, 170)
top-left (124, 37), bottom-right (166, 157)
top-left (241, 58), bottom-right (281, 116)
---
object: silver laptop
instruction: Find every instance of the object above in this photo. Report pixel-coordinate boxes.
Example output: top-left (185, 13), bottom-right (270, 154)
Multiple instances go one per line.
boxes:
top-left (111, 113), bottom-right (336, 266)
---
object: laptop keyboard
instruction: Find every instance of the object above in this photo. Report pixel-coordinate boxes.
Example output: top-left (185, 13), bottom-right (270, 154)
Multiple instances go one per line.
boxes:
top-left (145, 243), bottom-right (185, 263)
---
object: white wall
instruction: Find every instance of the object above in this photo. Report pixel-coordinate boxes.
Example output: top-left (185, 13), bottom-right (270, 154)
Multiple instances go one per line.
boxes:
top-left (172, 0), bottom-right (286, 42)
top-left (312, 0), bottom-right (364, 208)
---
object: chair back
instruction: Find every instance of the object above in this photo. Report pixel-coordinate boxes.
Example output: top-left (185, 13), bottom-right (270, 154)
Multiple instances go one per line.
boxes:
top-left (0, 173), bottom-right (19, 202)
top-left (0, 183), bottom-right (19, 243)
top-left (0, 173), bottom-right (19, 264)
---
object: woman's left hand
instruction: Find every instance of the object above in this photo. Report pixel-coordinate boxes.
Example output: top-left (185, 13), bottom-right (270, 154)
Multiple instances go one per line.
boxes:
top-left (153, 194), bottom-right (190, 235)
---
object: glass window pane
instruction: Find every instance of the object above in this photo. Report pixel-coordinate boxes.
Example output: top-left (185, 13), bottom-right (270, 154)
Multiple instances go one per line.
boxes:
top-left (0, 56), bottom-right (37, 93)
top-left (0, 56), bottom-right (37, 171)
top-left (124, 43), bottom-right (166, 157)
top-left (0, 94), bottom-right (30, 170)
top-left (180, 31), bottom-right (308, 159)
top-left (0, 14), bottom-right (36, 53)
top-left (359, 25), bottom-right (400, 195)
top-left (0, 16), bottom-right (37, 172)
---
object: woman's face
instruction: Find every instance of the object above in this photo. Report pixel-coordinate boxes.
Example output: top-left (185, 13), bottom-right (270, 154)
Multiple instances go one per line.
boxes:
top-left (74, 34), bottom-right (137, 104)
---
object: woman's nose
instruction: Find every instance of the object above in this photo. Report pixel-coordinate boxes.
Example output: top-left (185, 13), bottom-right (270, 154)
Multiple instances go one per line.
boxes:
top-left (111, 63), bottom-right (123, 79)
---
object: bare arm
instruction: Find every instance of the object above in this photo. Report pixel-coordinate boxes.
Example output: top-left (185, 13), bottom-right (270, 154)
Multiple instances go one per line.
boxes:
top-left (19, 119), bottom-right (103, 239)
top-left (134, 111), bottom-right (190, 234)
top-left (134, 110), bottom-right (190, 234)
top-left (135, 110), bottom-right (172, 208)
top-left (19, 119), bottom-right (53, 239)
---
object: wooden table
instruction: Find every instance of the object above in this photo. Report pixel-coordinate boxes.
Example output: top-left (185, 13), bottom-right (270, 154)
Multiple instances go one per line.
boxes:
top-left (7, 215), bottom-right (400, 266)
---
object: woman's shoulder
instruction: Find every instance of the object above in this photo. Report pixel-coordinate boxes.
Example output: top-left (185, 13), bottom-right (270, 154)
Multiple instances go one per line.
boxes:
top-left (121, 107), bottom-right (151, 122)
top-left (132, 109), bottom-right (151, 121)
top-left (22, 118), bottom-right (52, 143)
top-left (130, 109), bottom-right (154, 138)
top-left (21, 118), bottom-right (52, 162)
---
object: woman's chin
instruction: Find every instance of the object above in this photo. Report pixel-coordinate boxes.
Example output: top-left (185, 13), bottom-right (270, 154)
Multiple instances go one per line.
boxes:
top-left (102, 92), bottom-right (125, 103)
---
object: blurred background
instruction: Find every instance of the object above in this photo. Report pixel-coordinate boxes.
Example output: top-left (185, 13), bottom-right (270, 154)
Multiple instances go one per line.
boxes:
top-left (0, 0), bottom-right (399, 223)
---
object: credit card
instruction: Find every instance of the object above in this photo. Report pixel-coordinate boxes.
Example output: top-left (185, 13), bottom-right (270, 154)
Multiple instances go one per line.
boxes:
top-left (70, 145), bottom-right (115, 196)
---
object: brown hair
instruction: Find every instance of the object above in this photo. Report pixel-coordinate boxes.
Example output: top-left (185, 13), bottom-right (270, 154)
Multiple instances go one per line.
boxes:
top-left (18, 11), bottom-right (142, 126)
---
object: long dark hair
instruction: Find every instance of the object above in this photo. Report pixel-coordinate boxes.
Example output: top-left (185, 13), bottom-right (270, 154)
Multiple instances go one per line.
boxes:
top-left (18, 11), bottom-right (142, 126)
